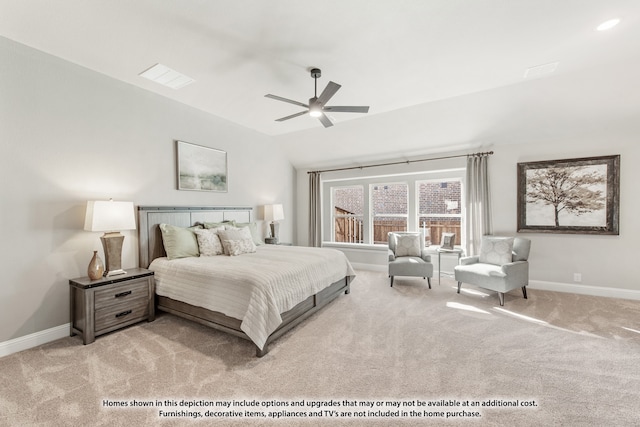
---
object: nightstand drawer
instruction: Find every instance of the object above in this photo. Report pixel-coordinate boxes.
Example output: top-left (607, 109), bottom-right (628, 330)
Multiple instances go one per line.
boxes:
top-left (95, 297), bottom-right (149, 332)
top-left (94, 279), bottom-right (149, 309)
top-left (69, 268), bottom-right (155, 344)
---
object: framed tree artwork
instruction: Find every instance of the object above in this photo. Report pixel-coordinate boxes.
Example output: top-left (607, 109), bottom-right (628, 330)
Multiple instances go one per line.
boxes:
top-left (517, 155), bottom-right (620, 235)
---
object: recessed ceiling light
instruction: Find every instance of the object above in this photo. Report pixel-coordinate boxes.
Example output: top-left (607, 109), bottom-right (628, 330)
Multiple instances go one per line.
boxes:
top-left (596, 18), bottom-right (620, 31)
top-left (139, 63), bottom-right (194, 89)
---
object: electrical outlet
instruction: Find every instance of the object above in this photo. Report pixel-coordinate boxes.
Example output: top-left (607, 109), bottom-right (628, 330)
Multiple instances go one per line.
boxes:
top-left (573, 273), bottom-right (582, 283)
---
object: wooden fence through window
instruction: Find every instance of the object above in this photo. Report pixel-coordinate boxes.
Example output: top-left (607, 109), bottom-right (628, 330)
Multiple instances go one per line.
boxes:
top-left (334, 213), bottom-right (461, 246)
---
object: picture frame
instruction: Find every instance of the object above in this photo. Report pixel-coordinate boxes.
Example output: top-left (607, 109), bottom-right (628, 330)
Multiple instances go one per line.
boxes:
top-left (440, 232), bottom-right (455, 250)
top-left (517, 155), bottom-right (619, 235)
top-left (176, 140), bottom-right (227, 192)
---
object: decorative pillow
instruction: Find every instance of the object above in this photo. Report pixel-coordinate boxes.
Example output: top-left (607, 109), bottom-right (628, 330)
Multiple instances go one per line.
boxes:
top-left (203, 221), bottom-right (234, 229)
top-left (217, 228), bottom-right (254, 254)
top-left (479, 237), bottom-right (515, 266)
top-left (394, 234), bottom-right (421, 257)
top-left (233, 222), bottom-right (264, 246)
top-left (159, 224), bottom-right (202, 260)
top-left (222, 238), bottom-right (257, 256)
top-left (193, 227), bottom-right (224, 256)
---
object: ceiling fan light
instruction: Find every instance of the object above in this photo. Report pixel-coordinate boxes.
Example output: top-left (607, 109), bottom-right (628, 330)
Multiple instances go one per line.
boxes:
top-left (309, 105), bottom-right (322, 117)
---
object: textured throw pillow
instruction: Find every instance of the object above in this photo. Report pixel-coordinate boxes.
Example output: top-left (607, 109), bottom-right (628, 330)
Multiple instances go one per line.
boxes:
top-left (222, 238), bottom-right (257, 256)
top-left (193, 227), bottom-right (224, 256)
top-left (203, 221), bottom-right (234, 229)
top-left (218, 228), bottom-right (254, 254)
top-left (394, 234), bottom-right (421, 257)
top-left (159, 224), bottom-right (201, 260)
top-left (233, 222), bottom-right (264, 246)
top-left (479, 237), bottom-right (515, 266)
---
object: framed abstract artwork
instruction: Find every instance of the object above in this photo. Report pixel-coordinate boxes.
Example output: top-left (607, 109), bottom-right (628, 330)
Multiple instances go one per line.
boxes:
top-left (440, 232), bottom-right (456, 250)
top-left (517, 155), bottom-right (619, 234)
top-left (176, 140), bottom-right (227, 192)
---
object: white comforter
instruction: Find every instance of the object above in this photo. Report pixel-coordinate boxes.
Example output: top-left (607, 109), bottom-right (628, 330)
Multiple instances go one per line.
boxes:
top-left (149, 245), bottom-right (355, 350)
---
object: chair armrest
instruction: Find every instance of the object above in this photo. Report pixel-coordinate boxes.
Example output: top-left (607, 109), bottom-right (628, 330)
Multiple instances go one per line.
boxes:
top-left (459, 255), bottom-right (479, 266)
top-left (420, 249), bottom-right (431, 263)
top-left (388, 249), bottom-right (396, 262)
top-left (501, 261), bottom-right (528, 275)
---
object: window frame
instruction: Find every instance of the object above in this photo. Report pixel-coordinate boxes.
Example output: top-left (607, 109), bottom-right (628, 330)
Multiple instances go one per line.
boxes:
top-left (321, 167), bottom-right (466, 248)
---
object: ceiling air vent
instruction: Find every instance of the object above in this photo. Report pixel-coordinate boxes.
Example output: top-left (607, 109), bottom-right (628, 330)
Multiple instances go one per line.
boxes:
top-left (523, 62), bottom-right (559, 79)
top-left (139, 63), bottom-right (194, 89)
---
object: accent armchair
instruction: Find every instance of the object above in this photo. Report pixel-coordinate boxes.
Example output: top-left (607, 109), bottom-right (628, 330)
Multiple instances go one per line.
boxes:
top-left (388, 231), bottom-right (434, 288)
top-left (454, 236), bottom-right (531, 306)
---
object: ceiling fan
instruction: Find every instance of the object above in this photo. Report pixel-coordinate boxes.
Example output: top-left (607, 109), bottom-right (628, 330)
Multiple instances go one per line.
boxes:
top-left (265, 68), bottom-right (369, 128)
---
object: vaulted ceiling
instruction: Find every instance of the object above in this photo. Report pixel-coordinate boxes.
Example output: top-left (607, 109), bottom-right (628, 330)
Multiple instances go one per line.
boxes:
top-left (2, 0), bottom-right (639, 168)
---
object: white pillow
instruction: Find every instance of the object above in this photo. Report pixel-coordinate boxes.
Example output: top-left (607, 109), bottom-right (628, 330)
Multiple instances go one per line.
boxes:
top-left (218, 228), bottom-right (254, 254)
top-left (394, 234), bottom-right (421, 257)
top-left (193, 227), bottom-right (224, 256)
top-left (232, 222), bottom-right (264, 246)
top-left (222, 238), bottom-right (257, 256)
top-left (479, 237), bottom-right (514, 266)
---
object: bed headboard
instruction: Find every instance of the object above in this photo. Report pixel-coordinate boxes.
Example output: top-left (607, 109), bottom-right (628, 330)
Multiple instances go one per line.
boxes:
top-left (138, 206), bottom-right (252, 268)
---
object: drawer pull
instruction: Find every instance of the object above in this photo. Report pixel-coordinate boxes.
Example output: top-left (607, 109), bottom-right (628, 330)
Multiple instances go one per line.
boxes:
top-left (114, 291), bottom-right (132, 298)
top-left (115, 310), bottom-right (132, 318)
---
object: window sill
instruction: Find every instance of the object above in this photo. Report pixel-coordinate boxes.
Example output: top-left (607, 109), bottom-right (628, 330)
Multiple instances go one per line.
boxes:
top-left (321, 242), bottom-right (388, 252)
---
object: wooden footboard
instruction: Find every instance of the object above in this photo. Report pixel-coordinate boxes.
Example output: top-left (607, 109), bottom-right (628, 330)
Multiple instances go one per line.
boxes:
top-left (156, 276), bottom-right (351, 357)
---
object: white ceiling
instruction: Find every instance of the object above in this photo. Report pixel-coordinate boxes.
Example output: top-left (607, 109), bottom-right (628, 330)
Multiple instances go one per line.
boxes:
top-left (2, 0), bottom-right (640, 167)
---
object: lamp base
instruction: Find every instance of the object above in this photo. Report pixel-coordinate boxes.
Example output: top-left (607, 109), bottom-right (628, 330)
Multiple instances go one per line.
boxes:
top-left (100, 232), bottom-right (125, 277)
top-left (270, 221), bottom-right (280, 242)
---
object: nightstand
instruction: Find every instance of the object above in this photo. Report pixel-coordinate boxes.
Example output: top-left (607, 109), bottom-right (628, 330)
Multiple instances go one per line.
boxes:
top-left (69, 268), bottom-right (155, 344)
top-left (264, 238), bottom-right (292, 246)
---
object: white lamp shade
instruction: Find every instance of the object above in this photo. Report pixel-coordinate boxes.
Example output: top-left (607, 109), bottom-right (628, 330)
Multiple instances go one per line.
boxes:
top-left (84, 200), bottom-right (136, 232)
top-left (264, 204), bottom-right (284, 222)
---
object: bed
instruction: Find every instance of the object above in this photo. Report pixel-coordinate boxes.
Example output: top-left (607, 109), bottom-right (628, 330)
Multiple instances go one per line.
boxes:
top-left (138, 206), bottom-right (354, 357)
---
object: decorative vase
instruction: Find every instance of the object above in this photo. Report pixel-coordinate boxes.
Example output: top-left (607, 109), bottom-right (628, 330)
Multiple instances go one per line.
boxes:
top-left (87, 250), bottom-right (105, 280)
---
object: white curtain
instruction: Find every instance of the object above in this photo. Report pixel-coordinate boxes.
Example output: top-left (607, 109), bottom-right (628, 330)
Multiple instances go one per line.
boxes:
top-left (465, 154), bottom-right (493, 256)
top-left (308, 171), bottom-right (322, 247)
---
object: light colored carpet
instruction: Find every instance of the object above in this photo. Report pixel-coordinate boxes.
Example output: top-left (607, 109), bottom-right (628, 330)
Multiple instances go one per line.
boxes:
top-left (1, 270), bottom-right (639, 426)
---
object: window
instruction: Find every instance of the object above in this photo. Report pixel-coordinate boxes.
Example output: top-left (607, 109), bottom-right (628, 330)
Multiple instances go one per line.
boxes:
top-left (332, 186), bottom-right (364, 243)
top-left (371, 183), bottom-right (408, 244)
top-left (418, 179), bottom-right (462, 246)
top-left (323, 167), bottom-right (465, 247)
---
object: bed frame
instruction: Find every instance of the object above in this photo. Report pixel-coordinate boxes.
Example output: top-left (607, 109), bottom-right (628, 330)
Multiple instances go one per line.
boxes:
top-left (138, 206), bottom-right (350, 357)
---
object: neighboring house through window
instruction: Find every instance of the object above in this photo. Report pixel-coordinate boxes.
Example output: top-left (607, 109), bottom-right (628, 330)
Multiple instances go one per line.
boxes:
top-left (324, 169), bottom-right (464, 247)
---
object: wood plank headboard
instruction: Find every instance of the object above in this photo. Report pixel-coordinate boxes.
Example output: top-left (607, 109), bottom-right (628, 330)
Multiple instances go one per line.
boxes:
top-left (137, 206), bottom-right (252, 268)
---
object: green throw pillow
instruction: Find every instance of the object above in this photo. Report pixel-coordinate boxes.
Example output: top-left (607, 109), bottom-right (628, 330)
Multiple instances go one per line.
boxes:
top-left (159, 224), bottom-right (202, 260)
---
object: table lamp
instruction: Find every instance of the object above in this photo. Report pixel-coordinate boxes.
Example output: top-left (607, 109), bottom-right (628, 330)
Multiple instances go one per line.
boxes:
top-left (84, 200), bottom-right (136, 277)
top-left (264, 204), bottom-right (284, 244)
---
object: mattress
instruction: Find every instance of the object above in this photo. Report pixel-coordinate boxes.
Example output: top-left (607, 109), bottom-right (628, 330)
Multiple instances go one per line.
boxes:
top-left (149, 245), bottom-right (355, 350)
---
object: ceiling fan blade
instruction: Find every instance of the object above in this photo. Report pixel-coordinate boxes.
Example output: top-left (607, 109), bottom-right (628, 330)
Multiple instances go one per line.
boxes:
top-left (318, 113), bottom-right (334, 128)
top-left (316, 81), bottom-right (341, 106)
top-left (323, 106), bottom-right (370, 113)
top-left (275, 110), bottom-right (308, 122)
top-left (265, 94), bottom-right (309, 108)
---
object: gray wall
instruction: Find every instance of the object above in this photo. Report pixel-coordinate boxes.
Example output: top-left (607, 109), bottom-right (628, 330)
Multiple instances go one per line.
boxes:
top-left (0, 37), bottom-right (295, 343)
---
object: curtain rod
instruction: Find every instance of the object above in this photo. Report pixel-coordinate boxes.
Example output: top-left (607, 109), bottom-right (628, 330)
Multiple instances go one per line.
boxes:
top-left (307, 151), bottom-right (493, 174)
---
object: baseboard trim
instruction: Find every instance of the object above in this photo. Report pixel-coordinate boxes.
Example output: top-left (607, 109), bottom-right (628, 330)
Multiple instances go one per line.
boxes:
top-left (527, 280), bottom-right (640, 301)
top-left (352, 263), bottom-right (640, 301)
top-left (0, 323), bottom-right (70, 358)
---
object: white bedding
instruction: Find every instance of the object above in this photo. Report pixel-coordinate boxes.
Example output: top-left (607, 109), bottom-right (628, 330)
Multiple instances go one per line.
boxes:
top-left (149, 245), bottom-right (355, 350)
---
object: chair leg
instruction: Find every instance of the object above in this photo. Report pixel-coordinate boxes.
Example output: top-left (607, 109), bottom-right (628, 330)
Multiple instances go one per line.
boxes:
top-left (498, 292), bottom-right (505, 306)
top-left (522, 286), bottom-right (528, 299)
top-left (457, 281), bottom-right (462, 294)
top-left (390, 276), bottom-right (394, 287)
top-left (427, 277), bottom-right (431, 289)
